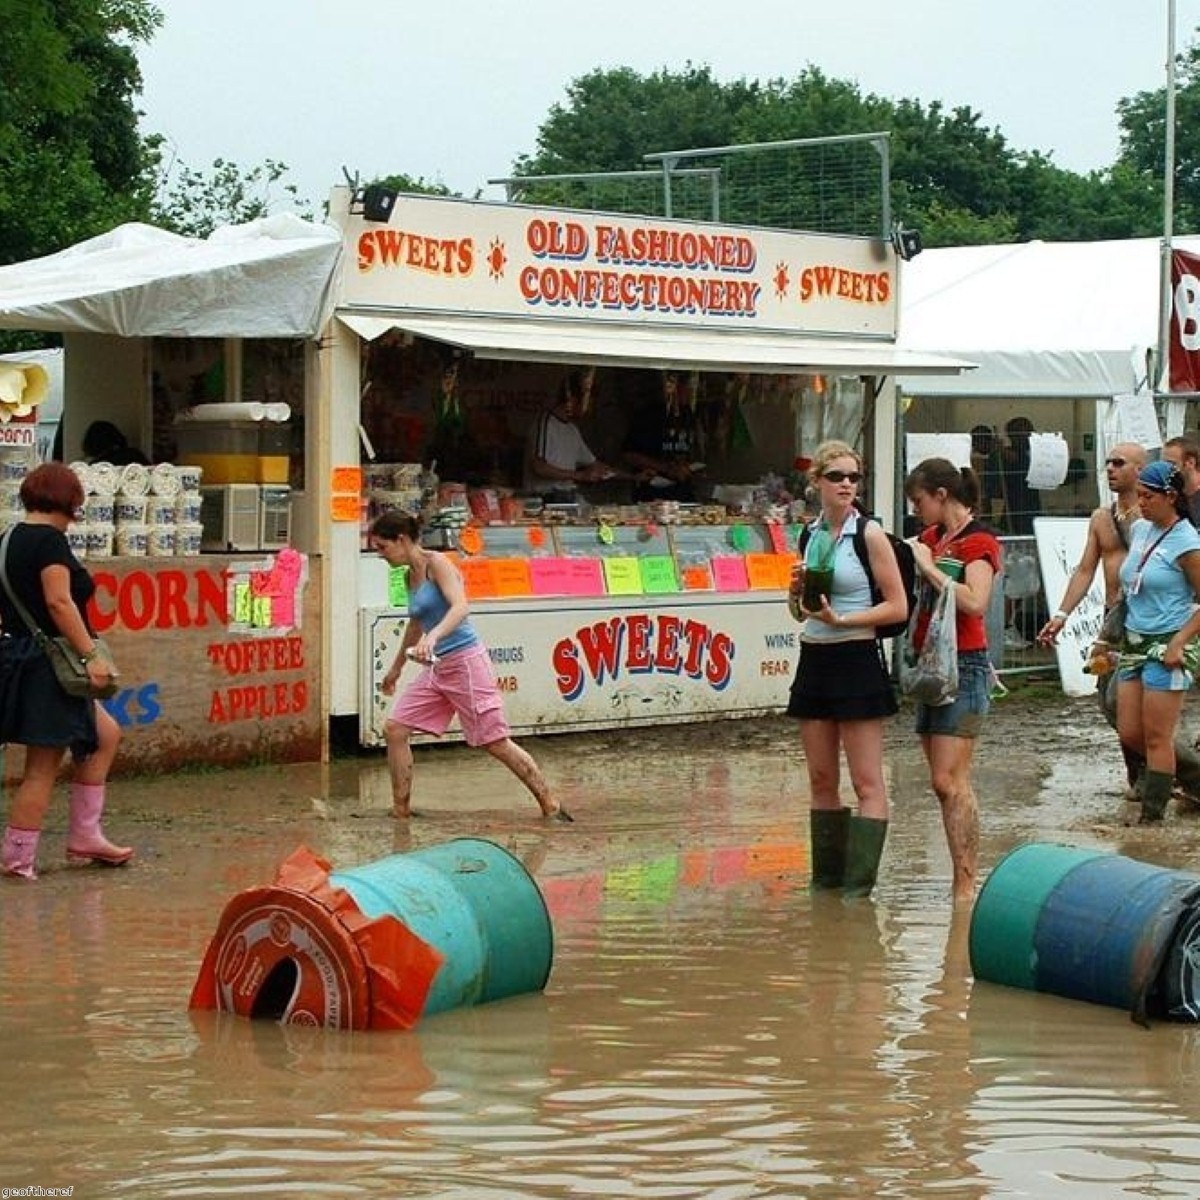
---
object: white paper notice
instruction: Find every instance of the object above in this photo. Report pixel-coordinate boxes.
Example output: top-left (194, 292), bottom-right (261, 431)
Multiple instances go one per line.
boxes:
top-left (905, 432), bottom-right (972, 471)
top-left (1026, 433), bottom-right (1069, 490)
top-left (1033, 516), bottom-right (1102, 697)
top-left (1112, 391), bottom-right (1162, 451)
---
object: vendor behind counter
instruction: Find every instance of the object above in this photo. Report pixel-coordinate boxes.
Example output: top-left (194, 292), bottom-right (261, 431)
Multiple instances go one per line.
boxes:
top-left (523, 368), bottom-right (623, 500)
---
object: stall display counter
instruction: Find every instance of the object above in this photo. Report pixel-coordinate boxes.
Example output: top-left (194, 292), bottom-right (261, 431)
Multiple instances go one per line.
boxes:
top-left (358, 520), bottom-right (803, 747)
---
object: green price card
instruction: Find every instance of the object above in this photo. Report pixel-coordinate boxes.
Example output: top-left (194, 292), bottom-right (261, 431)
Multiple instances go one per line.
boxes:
top-left (233, 581), bottom-right (252, 624)
top-left (640, 555), bottom-right (679, 593)
top-left (728, 524), bottom-right (753, 552)
top-left (388, 565), bottom-right (409, 607)
top-left (251, 596), bottom-right (272, 628)
top-left (603, 556), bottom-right (643, 595)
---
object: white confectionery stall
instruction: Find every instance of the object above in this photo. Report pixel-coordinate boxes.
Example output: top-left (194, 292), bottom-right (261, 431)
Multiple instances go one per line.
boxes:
top-left (316, 190), bottom-right (967, 747)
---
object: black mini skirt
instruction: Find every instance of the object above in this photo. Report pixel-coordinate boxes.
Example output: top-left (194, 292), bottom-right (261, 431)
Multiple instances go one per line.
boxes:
top-left (786, 638), bottom-right (898, 722)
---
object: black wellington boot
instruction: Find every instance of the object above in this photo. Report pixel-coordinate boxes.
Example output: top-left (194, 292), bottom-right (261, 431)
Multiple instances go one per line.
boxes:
top-left (1139, 769), bottom-right (1173, 824)
top-left (809, 807), bottom-right (850, 889)
top-left (843, 816), bottom-right (889, 898)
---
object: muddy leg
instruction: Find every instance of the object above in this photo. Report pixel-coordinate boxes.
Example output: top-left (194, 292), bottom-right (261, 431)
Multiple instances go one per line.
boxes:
top-left (485, 738), bottom-right (571, 821)
top-left (384, 720), bottom-right (415, 817)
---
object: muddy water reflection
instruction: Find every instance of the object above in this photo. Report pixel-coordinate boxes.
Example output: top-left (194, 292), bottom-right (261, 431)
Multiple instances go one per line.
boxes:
top-left (2, 707), bottom-right (1200, 1196)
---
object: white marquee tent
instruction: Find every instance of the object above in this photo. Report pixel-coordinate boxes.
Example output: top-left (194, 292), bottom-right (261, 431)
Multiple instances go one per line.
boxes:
top-left (0, 214), bottom-right (343, 338)
top-left (896, 235), bottom-right (1200, 400)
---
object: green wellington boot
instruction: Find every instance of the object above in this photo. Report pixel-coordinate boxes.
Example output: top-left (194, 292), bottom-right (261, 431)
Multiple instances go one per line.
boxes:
top-left (1139, 769), bottom-right (1174, 824)
top-left (809, 807), bottom-right (850, 889)
top-left (843, 816), bottom-right (889, 898)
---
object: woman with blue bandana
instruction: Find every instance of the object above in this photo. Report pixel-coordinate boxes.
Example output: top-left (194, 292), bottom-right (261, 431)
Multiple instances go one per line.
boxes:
top-left (1117, 459), bottom-right (1200, 823)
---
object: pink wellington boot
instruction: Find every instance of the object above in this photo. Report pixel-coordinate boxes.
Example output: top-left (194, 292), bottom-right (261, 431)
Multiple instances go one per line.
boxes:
top-left (66, 783), bottom-right (133, 867)
top-left (2, 826), bottom-right (41, 880)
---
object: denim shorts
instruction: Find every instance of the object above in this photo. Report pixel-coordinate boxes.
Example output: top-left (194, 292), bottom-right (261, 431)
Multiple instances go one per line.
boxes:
top-left (1117, 656), bottom-right (1194, 693)
top-left (914, 649), bottom-right (991, 738)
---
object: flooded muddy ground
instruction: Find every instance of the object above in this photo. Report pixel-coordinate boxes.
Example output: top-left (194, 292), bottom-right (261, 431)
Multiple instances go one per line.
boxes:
top-left (4, 689), bottom-right (1200, 1197)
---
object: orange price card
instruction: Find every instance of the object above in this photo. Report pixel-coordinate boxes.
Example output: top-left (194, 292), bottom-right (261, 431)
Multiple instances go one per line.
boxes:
top-left (775, 553), bottom-right (799, 588)
top-left (746, 553), bottom-right (783, 590)
top-left (711, 556), bottom-right (750, 592)
top-left (681, 563), bottom-right (714, 591)
top-left (459, 525), bottom-right (485, 556)
top-left (493, 558), bottom-right (533, 597)
top-left (331, 493), bottom-right (363, 522)
top-left (458, 557), bottom-right (499, 599)
top-left (331, 466), bottom-right (363, 494)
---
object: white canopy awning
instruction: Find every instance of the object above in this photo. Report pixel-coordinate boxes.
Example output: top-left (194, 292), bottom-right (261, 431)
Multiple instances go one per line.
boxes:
top-left (338, 311), bottom-right (972, 376)
top-left (896, 236), bottom-right (1200, 398)
top-left (0, 215), bottom-right (344, 338)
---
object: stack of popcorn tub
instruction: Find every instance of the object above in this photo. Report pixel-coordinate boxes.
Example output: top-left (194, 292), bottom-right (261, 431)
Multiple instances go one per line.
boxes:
top-left (162, 463), bottom-right (204, 555)
top-left (114, 462), bottom-right (151, 557)
top-left (71, 462), bottom-right (114, 558)
top-left (70, 460), bottom-right (203, 557)
top-left (0, 446), bottom-right (33, 532)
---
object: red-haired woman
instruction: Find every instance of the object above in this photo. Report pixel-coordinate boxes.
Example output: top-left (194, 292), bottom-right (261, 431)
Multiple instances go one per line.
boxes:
top-left (0, 463), bottom-right (130, 879)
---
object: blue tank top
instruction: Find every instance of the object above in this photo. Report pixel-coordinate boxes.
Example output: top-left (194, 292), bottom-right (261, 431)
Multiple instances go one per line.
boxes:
top-left (409, 574), bottom-right (480, 657)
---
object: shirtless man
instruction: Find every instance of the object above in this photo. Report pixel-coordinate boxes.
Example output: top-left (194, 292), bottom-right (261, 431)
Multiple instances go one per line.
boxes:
top-left (1037, 441), bottom-right (1200, 808)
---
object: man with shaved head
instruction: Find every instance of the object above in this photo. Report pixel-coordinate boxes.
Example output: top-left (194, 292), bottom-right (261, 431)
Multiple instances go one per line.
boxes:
top-left (1039, 440), bottom-right (1200, 812)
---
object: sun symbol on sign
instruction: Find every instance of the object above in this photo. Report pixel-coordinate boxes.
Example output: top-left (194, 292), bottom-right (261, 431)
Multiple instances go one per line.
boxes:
top-left (773, 262), bottom-right (790, 299)
top-left (487, 237), bottom-right (507, 280)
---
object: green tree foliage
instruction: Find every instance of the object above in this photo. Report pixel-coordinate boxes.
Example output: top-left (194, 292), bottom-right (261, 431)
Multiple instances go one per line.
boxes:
top-left (512, 64), bottom-right (1164, 246)
top-left (1116, 34), bottom-right (1200, 234)
top-left (149, 154), bottom-right (311, 238)
top-left (0, 0), bottom-right (162, 266)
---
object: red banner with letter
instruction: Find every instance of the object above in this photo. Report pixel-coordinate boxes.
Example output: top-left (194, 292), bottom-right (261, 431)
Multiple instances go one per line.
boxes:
top-left (1170, 248), bottom-right (1200, 392)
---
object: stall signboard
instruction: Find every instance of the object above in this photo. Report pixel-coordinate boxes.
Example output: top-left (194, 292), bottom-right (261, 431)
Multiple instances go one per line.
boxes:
top-left (359, 593), bottom-right (799, 747)
top-left (343, 194), bottom-right (897, 340)
top-left (78, 554), bottom-right (323, 774)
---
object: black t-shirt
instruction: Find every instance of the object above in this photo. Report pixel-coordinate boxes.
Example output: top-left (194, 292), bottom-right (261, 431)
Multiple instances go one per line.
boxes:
top-left (626, 405), bottom-right (696, 462)
top-left (0, 523), bottom-right (95, 636)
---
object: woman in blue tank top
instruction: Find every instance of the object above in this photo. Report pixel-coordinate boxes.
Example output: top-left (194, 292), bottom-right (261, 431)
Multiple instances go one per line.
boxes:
top-left (370, 511), bottom-right (571, 822)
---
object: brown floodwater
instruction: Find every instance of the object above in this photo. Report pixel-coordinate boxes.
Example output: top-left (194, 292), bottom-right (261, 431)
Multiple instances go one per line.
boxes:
top-left (4, 696), bottom-right (1200, 1198)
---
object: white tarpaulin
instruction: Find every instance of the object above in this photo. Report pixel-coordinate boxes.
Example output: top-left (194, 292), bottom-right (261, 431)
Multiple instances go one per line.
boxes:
top-left (896, 236), bottom-right (1200, 398)
top-left (0, 214), bottom-right (343, 338)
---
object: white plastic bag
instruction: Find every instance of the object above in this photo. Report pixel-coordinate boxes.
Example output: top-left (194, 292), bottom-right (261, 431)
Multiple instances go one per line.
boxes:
top-left (899, 583), bottom-right (959, 707)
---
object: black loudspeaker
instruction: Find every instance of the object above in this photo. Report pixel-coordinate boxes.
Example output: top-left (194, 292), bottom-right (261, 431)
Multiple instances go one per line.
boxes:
top-left (362, 185), bottom-right (399, 223)
top-left (893, 228), bottom-right (923, 261)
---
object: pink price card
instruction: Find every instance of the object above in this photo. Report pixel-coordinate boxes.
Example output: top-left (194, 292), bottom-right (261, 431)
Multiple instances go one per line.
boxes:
top-left (711, 556), bottom-right (750, 592)
top-left (532, 557), bottom-right (603, 596)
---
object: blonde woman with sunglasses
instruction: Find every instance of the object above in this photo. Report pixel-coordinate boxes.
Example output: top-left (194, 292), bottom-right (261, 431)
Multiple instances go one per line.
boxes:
top-left (786, 440), bottom-right (907, 897)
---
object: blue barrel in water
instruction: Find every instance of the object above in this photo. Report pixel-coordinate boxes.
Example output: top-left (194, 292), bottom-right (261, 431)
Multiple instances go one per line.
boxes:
top-left (970, 842), bottom-right (1200, 1019)
top-left (331, 838), bottom-right (553, 1016)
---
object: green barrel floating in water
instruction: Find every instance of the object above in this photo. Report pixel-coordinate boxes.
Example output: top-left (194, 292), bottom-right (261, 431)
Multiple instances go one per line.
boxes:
top-left (970, 842), bottom-right (1200, 1022)
top-left (332, 838), bottom-right (553, 1016)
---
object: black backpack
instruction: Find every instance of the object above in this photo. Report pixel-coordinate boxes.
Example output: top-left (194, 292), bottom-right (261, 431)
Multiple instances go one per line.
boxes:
top-left (798, 518), bottom-right (917, 639)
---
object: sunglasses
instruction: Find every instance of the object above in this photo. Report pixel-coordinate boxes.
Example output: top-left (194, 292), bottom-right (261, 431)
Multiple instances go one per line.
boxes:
top-left (1105, 457), bottom-right (1128, 468)
top-left (822, 470), bottom-right (862, 484)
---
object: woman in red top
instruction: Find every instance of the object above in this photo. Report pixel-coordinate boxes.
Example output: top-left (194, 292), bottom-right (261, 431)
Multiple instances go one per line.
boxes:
top-left (904, 457), bottom-right (1002, 903)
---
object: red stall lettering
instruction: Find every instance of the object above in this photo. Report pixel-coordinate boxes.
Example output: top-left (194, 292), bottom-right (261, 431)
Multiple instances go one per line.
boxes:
top-left (208, 680), bottom-right (309, 724)
top-left (89, 568), bottom-right (227, 633)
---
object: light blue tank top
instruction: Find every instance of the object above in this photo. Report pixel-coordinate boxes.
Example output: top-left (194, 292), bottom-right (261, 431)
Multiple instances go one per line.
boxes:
top-left (802, 512), bottom-right (875, 644)
top-left (409, 574), bottom-right (480, 657)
